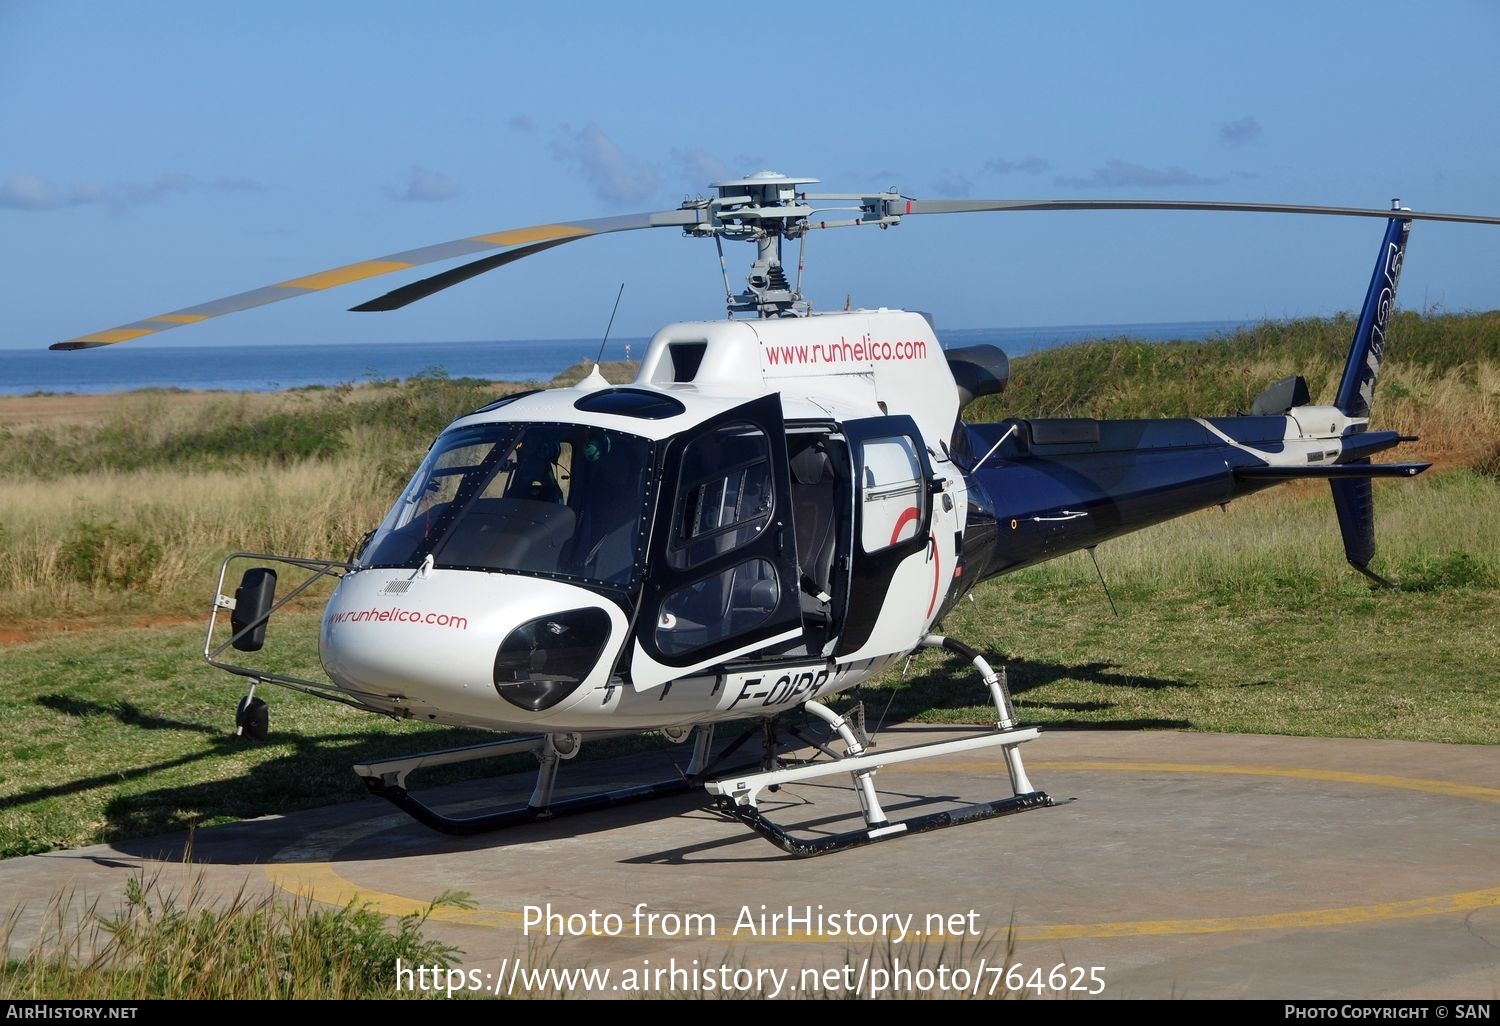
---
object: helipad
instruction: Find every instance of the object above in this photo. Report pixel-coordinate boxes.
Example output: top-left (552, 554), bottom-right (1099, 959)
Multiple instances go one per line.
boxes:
top-left (4, 728), bottom-right (1497, 999)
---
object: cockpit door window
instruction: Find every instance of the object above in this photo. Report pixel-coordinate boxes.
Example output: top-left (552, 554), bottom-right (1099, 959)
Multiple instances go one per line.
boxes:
top-left (631, 395), bottom-right (802, 685)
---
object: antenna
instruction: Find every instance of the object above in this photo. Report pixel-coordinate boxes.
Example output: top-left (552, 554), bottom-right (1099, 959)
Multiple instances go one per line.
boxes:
top-left (1086, 546), bottom-right (1119, 617)
top-left (595, 283), bottom-right (625, 366)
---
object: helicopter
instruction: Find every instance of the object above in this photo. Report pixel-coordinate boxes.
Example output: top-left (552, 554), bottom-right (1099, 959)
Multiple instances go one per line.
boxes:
top-left (52, 171), bottom-right (1500, 856)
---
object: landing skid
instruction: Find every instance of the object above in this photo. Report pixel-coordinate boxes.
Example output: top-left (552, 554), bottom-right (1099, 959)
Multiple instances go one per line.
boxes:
top-left (353, 634), bottom-right (1054, 854)
top-left (707, 727), bottom-right (1053, 856)
top-left (705, 635), bottom-right (1056, 856)
top-left (353, 729), bottom-right (727, 836)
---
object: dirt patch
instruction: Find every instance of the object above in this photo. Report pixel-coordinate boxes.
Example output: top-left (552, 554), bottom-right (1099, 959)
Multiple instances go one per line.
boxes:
top-left (0, 615), bottom-right (203, 647)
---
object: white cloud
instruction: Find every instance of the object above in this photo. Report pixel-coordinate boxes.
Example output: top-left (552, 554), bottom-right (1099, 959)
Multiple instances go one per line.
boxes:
top-left (0, 173), bottom-right (263, 212)
top-left (672, 148), bottom-right (731, 192)
top-left (929, 170), bottom-right (973, 197)
top-left (1219, 116), bottom-right (1262, 147)
top-left (553, 123), bottom-right (659, 207)
top-left (383, 165), bottom-right (458, 203)
top-left (983, 156), bottom-right (1052, 176)
top-left (1054, 159), bottom-right (1223, 189)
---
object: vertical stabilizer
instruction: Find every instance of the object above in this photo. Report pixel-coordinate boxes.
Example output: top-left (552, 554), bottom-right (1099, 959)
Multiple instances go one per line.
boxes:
top-left (1328, 208), bottom-right (1412, 587)
top-left (1330, 474), bottom-right (1393, 587)
top-left (1334, 208), bottom-right (1411, 421)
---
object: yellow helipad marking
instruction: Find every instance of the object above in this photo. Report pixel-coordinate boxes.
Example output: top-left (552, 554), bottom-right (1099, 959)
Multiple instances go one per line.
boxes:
top-left (267, 861), bottom-right (518, 928)
top-left (265, 761), bottom-right (1500, 942)
top-left (959, 759), bottom-right (1500, 805)
top-left (1024, 886), bottom-right (1500, 941)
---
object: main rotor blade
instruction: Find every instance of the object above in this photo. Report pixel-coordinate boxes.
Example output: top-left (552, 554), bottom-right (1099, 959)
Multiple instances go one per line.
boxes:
top-left (348, 237), bottom-right (575, 312)
top-left (50, 208), bottom-right (702, 350)
top-left (896, 197), bottom-right (1500, 226)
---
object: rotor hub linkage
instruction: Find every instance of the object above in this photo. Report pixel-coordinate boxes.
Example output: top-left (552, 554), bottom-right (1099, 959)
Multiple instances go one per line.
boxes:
top-left (684, 171), bottom-right (901, 318)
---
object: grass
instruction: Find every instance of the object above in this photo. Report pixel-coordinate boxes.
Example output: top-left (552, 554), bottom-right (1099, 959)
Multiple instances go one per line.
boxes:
top-left (0, 363), bottom-right (642, 623)
top-left (0, 460), bottom-right (391, 621)
top-left (0, 611), bottom-right (495, 858)
top-left (2, 863), bottom-right (1029, 999)
top-left (1, 867), bottom-right (468, 999)
top-left (0, 315), bottom-right (1497, 861)
top-left (0, 320), bottom-right (1496, 1001)
top-left (869, 469), bottom-right (1500, 743)
top-left (2, 474), bottom-right (1494, 862)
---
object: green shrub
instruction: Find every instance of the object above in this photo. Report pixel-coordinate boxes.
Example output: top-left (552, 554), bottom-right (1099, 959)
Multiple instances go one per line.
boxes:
top-left (60, 519), bottom-right (163, 589)
top-left (163, 409), bottom-right (349, 463)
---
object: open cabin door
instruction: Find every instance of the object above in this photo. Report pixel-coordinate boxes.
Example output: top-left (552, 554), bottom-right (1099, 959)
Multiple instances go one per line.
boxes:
top-left (629, 394), bottom-right (803, 690)
top-left (834, 414), bottom-right (935, 662)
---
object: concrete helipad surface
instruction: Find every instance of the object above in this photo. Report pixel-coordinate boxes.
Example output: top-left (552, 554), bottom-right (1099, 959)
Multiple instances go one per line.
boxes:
top-left (4, 727), bottom-right (1498, 1000)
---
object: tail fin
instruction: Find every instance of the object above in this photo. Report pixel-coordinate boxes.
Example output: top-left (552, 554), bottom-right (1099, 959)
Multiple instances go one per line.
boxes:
top-left (1330, 206), bottom-right (1413, 587)
top-left (1331, 475), bottom-right (1394, 587)
top-left (1334, 205), bottom-right (1412, 420)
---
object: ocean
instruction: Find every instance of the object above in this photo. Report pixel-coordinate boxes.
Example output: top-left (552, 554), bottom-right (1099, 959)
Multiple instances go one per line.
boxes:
top-left (0, 320), bottom-right (1250, 397)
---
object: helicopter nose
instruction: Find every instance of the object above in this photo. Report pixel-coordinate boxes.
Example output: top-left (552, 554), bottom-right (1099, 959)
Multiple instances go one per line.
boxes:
top-left (320, 569), bottom-right (625, 721)
top-left (491, 607), bottom-right (613, 711)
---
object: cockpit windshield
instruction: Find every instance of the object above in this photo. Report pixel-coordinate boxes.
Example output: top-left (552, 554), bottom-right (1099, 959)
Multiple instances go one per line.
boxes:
top-left (359, 422), bottom-right (653, 586)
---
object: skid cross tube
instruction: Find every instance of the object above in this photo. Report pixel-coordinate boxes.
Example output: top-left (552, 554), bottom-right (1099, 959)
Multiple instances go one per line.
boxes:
top-left (707, 725), bottom-right (1041, 807)
top-left (702, 635), bottom-right (1055, 856)
top-left (704, 724), bottom-right (1050, 855)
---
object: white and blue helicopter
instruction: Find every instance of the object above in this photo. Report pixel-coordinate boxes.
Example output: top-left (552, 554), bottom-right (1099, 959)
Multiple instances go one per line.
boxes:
top-left (53, 173), bottom-right (1500, 855)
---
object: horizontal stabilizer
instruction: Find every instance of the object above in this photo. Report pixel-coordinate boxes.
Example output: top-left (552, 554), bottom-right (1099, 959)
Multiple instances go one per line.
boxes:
top-left (1233, 462), bottom-right (1428, 481)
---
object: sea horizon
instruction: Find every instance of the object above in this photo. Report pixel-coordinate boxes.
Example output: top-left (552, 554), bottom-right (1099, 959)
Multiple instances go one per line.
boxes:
top-left (0, 319), bottom-right (1252, 397)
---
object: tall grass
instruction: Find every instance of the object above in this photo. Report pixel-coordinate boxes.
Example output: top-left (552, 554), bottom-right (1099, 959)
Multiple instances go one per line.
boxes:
top-left (0, 370), bottom-right (510, 480)
top-left (0, 459), bottom-right (392, 620)
top-left (3, 863), bottom-right (1026, 1000)
top-left (2, 314), bottom-right (1497, 625)
top-left (973, 310), bottom-right (1500, 467)
top-left (1011, 470), bottom-right (1500, 597)
top-left (2, 867), bottom-right (467, 999)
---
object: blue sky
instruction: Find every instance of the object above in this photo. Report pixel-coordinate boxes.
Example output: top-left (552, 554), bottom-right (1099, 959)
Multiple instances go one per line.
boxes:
top-left (4, 0), bottom-right (1499, 350)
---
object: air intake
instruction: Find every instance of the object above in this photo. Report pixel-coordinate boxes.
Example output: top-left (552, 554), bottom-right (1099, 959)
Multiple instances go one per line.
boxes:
top-left (945, 344), bottom-right (1010, 410)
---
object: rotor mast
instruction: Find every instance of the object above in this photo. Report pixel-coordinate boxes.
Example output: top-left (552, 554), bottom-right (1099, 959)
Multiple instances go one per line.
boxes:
top-left (683, 171), bottom-right (902, 319)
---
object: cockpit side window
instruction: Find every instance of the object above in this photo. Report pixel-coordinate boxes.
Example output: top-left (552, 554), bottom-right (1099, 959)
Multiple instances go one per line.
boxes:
top-left (667, 421), bottom-right (773, 571)
top-left (858, 433), bottom-right (926, 553)
top-left (360, 422), bottom-right (652, 587)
